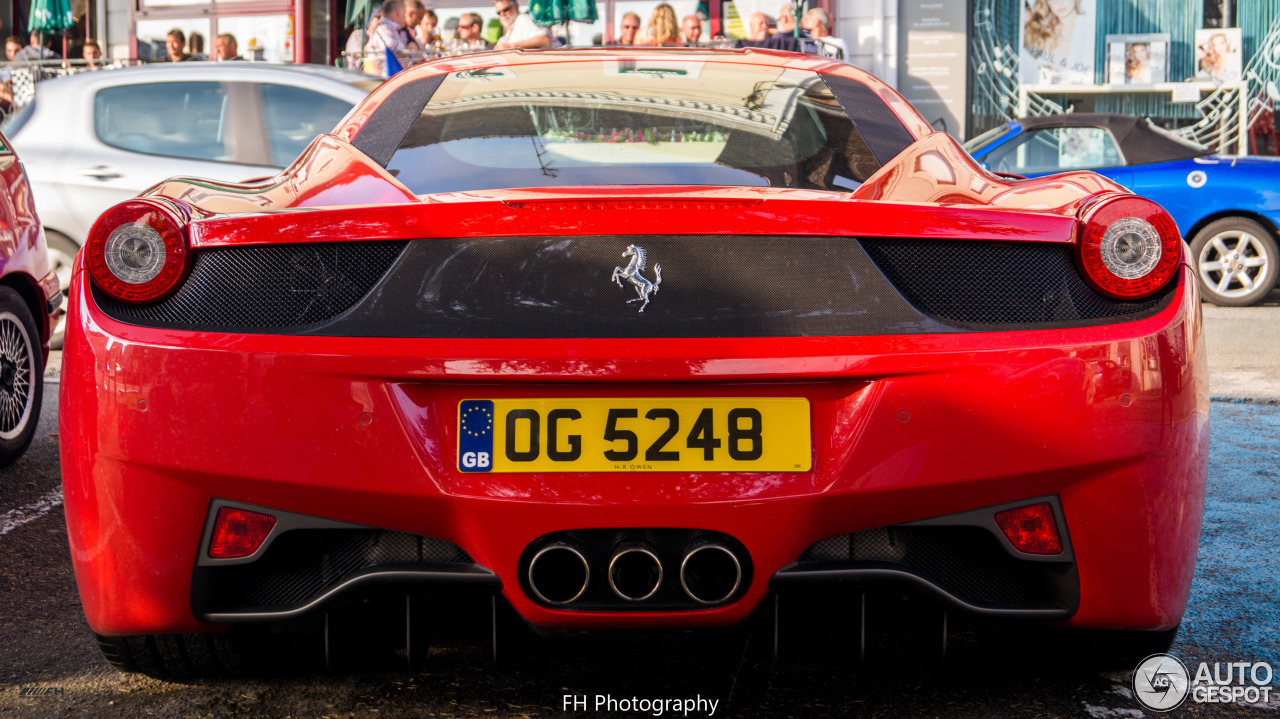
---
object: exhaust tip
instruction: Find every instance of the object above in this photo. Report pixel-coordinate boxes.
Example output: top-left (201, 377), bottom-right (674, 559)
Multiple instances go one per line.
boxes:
top-left (528, 544), bottom-right (590, 605)
top-left (608, 547), bottom-right (663, 601)
top-left (680, 544), bottom-right (742, 605)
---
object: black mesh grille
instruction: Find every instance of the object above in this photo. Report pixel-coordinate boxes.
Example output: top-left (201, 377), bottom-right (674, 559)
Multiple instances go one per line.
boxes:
top-left (520, 528), bottom-right (752, 611)
top-left (94, 241), bottom-right (408, 330)
top-left (861, 238), bottom-right (1176, 328)
top-left (797, 526), bottom-right (1061, 606)
top-left (201, 529), bottom-right (472, 611)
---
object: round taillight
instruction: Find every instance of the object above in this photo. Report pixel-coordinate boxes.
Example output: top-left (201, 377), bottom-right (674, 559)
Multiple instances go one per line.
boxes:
top-left (1078, 196), bottom-right (1182, 299)
top-left (85, 199), bottom-right (191, 303)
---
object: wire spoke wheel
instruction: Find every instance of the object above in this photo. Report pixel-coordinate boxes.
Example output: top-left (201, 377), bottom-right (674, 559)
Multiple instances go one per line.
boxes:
top-left (0, 311), bottom-right (35, 440)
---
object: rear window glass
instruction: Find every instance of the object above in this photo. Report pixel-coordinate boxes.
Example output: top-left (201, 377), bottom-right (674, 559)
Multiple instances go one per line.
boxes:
top-left (387, 61), bottom-right (885, 195)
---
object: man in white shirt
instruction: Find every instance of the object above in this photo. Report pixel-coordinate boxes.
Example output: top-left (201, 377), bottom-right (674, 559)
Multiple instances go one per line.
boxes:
top-left (801, 8), bottom-right (847, 60)
top-left (493, 0), bottom-right (551, 50)
top-left (365, 0), bottom-right (419, 55)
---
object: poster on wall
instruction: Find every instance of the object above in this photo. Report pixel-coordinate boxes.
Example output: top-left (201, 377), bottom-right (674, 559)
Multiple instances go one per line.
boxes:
top-left (1105, 33), bottom-right (1169, 84)
top-left (1019, 0), bottom-right (1098, 86)
top-left (1195, 27), bottom-right (1243, 85)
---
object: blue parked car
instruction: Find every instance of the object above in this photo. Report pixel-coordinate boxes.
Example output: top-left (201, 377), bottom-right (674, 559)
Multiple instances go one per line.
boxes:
top-left (965, 113), bottom-right (1280, 306)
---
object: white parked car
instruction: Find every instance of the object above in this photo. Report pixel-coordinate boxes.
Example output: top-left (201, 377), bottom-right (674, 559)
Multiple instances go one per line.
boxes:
top-left (2, 62), bottom-right (379, 345)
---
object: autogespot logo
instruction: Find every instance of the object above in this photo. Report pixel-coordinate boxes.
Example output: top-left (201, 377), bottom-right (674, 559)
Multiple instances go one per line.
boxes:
top-left (1134, 653), bottom-right (1191, 711)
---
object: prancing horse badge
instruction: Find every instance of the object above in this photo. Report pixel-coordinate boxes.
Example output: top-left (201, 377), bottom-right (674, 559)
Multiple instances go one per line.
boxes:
top-left (611, 244), bottom-right (663, 312)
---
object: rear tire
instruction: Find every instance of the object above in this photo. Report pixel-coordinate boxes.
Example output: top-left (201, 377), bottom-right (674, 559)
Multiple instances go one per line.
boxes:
top-left (0, 286), bottom-right (43, 466)
top-left (1054, 625), bottom-right (1180, 670)
top-left (95, 632), bottom-right (253, 680)
top-left (1190, 218), bottom-right (1280, 307)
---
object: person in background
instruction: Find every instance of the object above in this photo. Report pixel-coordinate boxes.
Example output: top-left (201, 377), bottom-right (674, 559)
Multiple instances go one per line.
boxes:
top-left (215, 33), bottom-right (244, 61)
top-left (493, 0), bottom-right (550, 50)
top-left (82, 39), bottom-right (103, 69)
top-left (15, 31), bottom-right (59, 61)
top-left (187, 32), bottom-right (207, 60)
top-left (747, 12), bottom-right (775, 41)
top-left (0, 36), bottom-right (19, 110)
top-left (802, 7), bottom-right (846, 59)
top-left (617, 12), bottom-right (641, 44)
top-left (680, 14), bottom-right (701, 44)
top-left (452, 12), bottom-right (492, 50)
top-left (163, 29), bottom-right (193, 61)
top-left (418, 9), bottom-right (441, 47)
top-left (405, 0), bottom-right (426, 40)
top-left (776, 3), bottom-right (795, 35)
top-left (638, 3), bottom-right (679, 45)
top-left (365, 0), bottom-right (420, 55)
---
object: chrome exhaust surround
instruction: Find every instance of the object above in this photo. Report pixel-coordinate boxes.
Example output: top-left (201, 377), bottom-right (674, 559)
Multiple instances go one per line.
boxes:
top-left (527, 544), bottom-right (590, 605)
top-left (608, 547), bottom-right (663, 601)
top-left (680, 544), bottom-right (742, 605)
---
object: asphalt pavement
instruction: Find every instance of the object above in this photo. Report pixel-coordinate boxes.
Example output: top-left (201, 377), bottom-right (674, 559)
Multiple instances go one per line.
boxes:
top-left (2, 298), bottom-right (1278, 719)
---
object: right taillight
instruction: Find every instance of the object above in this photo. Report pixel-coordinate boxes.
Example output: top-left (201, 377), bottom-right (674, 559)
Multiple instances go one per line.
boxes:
top-left (1077, 196), bottom-right (1182, 299)
top-left (85, 199), bottom-right (191, 303)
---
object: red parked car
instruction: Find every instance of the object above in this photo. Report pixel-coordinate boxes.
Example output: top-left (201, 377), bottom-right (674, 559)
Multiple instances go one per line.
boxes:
top-left (0, 130), bottom-right (60, 465)
top-left (60, 49), bottom-right (1209, 678)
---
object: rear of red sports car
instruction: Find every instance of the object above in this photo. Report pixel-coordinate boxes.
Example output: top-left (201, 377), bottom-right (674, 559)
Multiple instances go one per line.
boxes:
top-left (59, 49), bottom-right (1208, 677)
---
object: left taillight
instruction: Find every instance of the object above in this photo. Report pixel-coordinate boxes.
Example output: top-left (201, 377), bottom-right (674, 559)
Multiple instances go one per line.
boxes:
top-left (84, 199), bottom-right (191, 303)
top-left (1077, 196), bottom-right (1182, 300)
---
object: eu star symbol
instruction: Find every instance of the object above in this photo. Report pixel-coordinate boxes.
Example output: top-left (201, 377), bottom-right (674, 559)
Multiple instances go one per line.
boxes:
top-left (461, 405), bottom-right (493, 437)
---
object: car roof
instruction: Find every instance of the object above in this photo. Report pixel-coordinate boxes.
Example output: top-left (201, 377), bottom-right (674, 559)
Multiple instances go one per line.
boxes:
top-left (1016, 113), bottom-right (1212, 165)
top-left (30, 61), bottom-right (380, 92)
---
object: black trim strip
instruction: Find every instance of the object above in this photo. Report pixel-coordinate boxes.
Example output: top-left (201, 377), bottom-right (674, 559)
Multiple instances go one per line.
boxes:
top-left (823, 75), bottom-right (918, 166)
top-left (769, 566), bottom-right (1071, 619)
top-left (199, 566), bottom-right (502, 623)
top-left (352, 74), bottom-right (446, 167)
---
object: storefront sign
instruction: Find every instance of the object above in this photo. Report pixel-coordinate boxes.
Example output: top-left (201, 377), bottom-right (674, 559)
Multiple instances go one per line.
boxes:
top-left (898, 0), bottom-right (969, 138)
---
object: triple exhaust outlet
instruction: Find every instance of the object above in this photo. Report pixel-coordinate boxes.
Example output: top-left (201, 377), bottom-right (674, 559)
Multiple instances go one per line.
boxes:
top-left (527, 542), bottom-right (743, 606)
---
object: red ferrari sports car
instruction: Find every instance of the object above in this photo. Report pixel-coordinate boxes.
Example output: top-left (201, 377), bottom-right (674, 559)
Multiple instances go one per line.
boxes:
top-left (60, 49), bottom-right (1208, 678)
top-left (0, 130), bottom-right (60, 466)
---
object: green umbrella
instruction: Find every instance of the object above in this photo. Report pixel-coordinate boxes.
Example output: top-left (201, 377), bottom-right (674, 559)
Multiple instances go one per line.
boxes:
top-left (346, 0), bottom-right (374, 28)
top-left (345, 0), bottom-right (375, 70)
top-left (28, 0), bottom-right (74, 59)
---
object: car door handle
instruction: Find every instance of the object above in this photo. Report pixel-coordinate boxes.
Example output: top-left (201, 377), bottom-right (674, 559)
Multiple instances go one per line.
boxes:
top-left (80, 166), bottom-right (121, 180)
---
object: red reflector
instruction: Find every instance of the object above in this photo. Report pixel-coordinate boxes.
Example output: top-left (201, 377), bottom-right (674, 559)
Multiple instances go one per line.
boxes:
top-left (208, 507), bottom-right (277, 559)
top-left (994, 503), bottom-right (1062, 555)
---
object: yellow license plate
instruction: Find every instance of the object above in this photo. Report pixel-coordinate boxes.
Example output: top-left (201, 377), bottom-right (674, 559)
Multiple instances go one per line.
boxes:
top-left (458, 398), bottom-right (811, 473)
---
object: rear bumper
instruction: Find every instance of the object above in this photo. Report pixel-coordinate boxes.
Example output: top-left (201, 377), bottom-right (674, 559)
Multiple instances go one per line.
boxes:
top-left (60, 262), bottom-right (1208, 636)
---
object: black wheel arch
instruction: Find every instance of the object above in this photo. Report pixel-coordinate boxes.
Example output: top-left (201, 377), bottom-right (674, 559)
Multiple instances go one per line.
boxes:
top-left (0, 271), bottom-right (52, 347)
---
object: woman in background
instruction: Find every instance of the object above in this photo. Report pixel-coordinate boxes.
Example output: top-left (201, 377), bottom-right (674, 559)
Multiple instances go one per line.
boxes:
top-left (637, 4), bottom-right (680, 46)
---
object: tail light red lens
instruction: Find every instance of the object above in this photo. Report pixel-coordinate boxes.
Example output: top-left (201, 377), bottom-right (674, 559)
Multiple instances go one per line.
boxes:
top-left (994, 503), bottom-right (1062, 555)
top-left (208, 507), bottom-right (277, 559)
top-left (85, 199), bottom-right (191, 303)
top-left (1078, 196), bottom-right (1182, 299)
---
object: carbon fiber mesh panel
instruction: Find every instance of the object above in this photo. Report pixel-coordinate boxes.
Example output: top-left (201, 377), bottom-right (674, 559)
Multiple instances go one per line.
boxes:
top-left (94, 241), bottom-right (408, 330)
top-left (860, 238), bottom-right (1176, 327)
top-left (208, 529), bottom-right (472, 611)
top-left (519, 528), bottom-right (752, 611)
top-left (797, 526), bottom-right (1055, 605)
top-left (94, 236), bottom-right (1172, 336)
